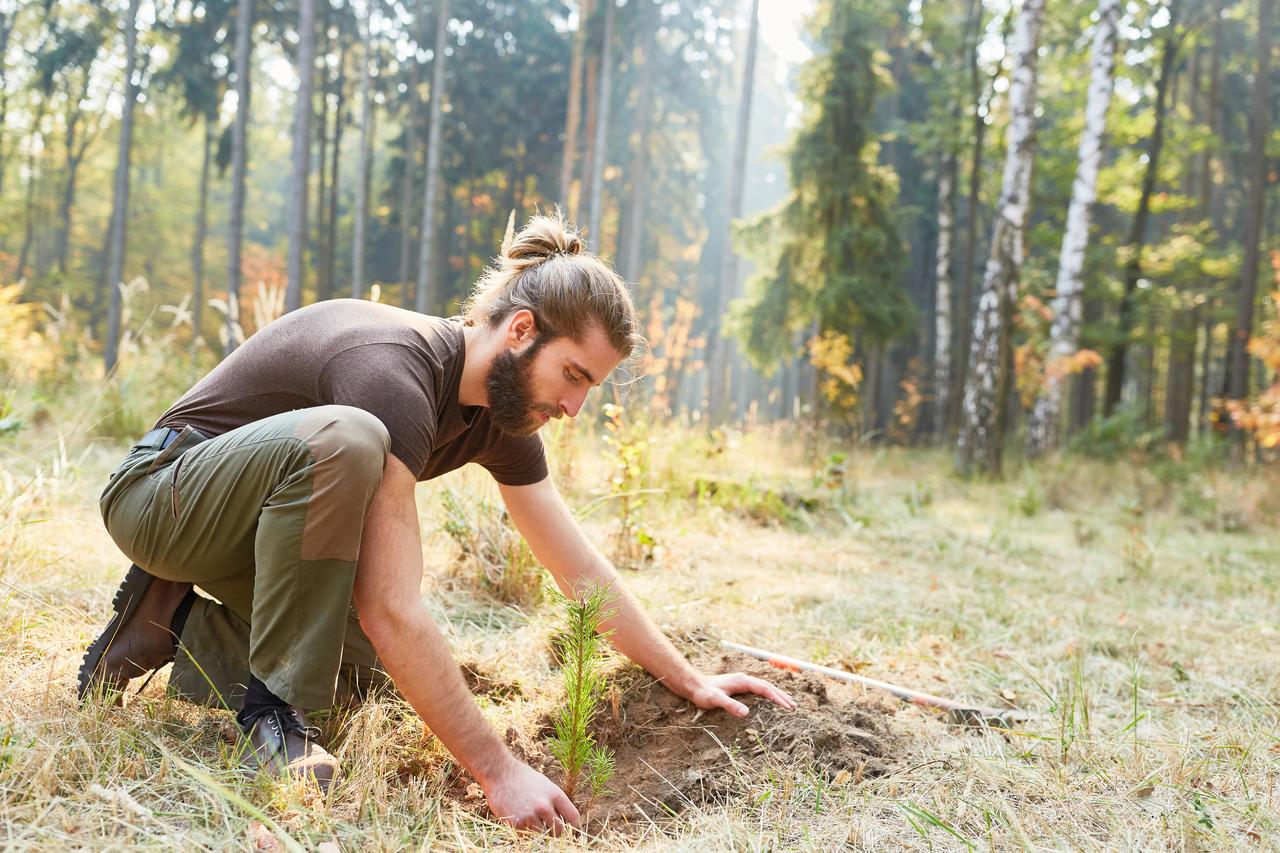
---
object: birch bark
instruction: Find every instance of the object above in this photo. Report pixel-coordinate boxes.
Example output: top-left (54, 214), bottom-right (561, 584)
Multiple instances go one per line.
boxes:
top-left (956, 0), bottom-right (1046, 475)
top-left (1026, 0), bottom-right (1119, 456)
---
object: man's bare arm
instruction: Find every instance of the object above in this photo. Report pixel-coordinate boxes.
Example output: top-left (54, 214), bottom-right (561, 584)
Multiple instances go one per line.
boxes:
top-left (499, 475), bottom-right (797, 716)
top-left (353, 456), bottom-right (579, 832)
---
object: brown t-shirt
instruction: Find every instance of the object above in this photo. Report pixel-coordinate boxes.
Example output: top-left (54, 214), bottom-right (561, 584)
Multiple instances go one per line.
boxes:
top-left (154, 300), bottom-right (548, 486)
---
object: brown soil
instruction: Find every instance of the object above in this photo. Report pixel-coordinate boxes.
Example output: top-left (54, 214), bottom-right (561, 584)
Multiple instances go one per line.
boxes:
top-left (503, 650), bottom-right (904, 830)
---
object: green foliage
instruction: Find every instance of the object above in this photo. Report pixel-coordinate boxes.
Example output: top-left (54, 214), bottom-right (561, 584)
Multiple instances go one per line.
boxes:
top-left (600, 402), bottom-right (658, 569)
top-left (547, 585), bottom-right (616, 805)
top-left (439, 486), bottom-right (544, 608)
top-left (731, 0), bottom-right (912, 371)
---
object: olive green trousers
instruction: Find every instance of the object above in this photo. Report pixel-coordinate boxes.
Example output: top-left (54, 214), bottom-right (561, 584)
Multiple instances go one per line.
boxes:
top-left (99, 406), bottom-right (394, 710)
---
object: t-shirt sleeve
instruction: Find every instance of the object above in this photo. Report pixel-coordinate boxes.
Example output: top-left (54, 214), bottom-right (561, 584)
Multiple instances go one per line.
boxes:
top-left (481, 431), bottom-right (549, 486)
top-left (317, 345), bottom-right (436, 477)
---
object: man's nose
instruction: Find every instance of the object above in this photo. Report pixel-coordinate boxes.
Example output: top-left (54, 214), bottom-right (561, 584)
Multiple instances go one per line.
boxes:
top-left (560, 386), bottom-right (590, 418)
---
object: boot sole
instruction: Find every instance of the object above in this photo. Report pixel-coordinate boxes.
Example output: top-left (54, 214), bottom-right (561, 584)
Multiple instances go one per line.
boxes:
top-left (76, 564), bottom-right (155, 701)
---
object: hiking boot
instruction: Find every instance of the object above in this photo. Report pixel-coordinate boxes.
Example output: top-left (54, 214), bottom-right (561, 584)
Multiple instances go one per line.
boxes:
top-left (77, 564), bottom-right (192, 702)
top-left (240, 706), bottom-right (340, 790)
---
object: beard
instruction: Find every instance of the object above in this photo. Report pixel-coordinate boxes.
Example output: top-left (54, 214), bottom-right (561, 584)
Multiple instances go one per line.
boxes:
top-left (485, 336), bottom-right (558, 436)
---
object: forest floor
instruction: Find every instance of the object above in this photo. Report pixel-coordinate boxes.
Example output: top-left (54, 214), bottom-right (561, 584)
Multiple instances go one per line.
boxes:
top-left (1, 419), bottom-right (1278, 851)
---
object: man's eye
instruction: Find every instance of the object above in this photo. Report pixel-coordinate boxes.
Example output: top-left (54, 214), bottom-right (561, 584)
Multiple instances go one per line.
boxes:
top-left (565, 370), bottom-right (578, 383)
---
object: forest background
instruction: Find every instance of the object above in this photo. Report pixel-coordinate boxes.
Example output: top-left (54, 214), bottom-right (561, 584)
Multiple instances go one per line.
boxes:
top-left (0, 0), bottom-right (1274, 463)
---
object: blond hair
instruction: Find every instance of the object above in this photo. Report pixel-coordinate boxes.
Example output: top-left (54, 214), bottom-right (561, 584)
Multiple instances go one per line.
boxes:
top-left (461, 210), bottom-right (643, 359)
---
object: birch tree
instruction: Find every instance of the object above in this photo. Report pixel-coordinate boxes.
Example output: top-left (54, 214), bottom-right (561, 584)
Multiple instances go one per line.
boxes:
top-left (932, 163), bottom-right (955, 437)
top-left (1026, 0), bottom-right (1120, 456)
top-left (285, 0), bottom-right (317, 313)
top-left (415, 0), bottom-right (449, 315)
top-left (103, 0), bottom-right (142, 373)
top-left (955, 0), bottom-right (1045, 476)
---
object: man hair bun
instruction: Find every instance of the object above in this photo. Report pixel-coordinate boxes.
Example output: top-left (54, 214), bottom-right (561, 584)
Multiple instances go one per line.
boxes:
top-left (500, 209), bottom-right (585, 268)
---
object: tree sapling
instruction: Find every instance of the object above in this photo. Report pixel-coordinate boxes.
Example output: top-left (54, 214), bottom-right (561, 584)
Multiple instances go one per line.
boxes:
top-left (547, 585), bottom-right (617, 804)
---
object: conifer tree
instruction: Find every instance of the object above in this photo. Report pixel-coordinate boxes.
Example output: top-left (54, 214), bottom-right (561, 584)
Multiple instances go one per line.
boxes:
top-left (732, 0), bottom-right (911, 380)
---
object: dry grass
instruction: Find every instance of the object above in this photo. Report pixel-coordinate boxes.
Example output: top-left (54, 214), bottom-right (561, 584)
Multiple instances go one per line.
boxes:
top-left (1, 415), bottom-right (1278, 850)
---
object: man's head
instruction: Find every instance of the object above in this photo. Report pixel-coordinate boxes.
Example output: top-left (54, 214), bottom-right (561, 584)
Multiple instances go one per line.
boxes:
top-left (462, 211), bottom-right (643, 435)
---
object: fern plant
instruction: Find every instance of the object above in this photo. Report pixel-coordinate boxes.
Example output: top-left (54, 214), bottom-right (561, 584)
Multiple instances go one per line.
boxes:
top-left (547, 585), bottom-right (617, 803)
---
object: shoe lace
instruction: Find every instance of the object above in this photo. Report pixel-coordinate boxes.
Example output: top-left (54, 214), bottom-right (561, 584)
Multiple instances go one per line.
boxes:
top-left (244, 706), bottom-right (322, 740)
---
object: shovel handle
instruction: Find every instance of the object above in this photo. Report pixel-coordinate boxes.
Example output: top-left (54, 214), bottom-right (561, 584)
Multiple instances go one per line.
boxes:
top-left (721, 640), bottom-right (1023, 726)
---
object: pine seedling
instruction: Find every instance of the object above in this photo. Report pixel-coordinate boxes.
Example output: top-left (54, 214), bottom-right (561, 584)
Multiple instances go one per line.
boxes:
top-left (547, 585), bottom-right (617, 803)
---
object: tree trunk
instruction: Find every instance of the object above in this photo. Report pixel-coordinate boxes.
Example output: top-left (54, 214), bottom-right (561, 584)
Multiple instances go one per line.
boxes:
top-left (932, 157), bottom-right (955, 438)
top-left (1197, 299), bottom-right (1214, 435)
top-left (1026, 0), bottom-right (1119, 456)
top-left (559, 0), bottom-right (590, 211)
top-left (17, 101), bottom-right (47, 281)
top-left (0, 10), bottom-right (13, 203)
top-left (585, 0), bottom-right (616, 254)
top-left (227, 0), bottom-right (253, 354)
top-left (399, 10), bottom-right (423, 307)
top-left (352, 14), bottom-right (373, 299)
top-left (103, 0), bottom-right (142, 373)
top-left (619, 37), bottom-right (654, 285)
top-left (579, 8), bottom-right (599, 226)
top-left (708, 0), bottom-right (759, 424)
top-left (1224, 0), bottom-right (1273, 407)
top-left (322, 48), bottom-right (346, 301)
top-left (192, 115), bottom-right (213, 347)
top-left (286, 0), bottom-right (317, 313)
top-left (313, 13), bottom-right (330, 294)
top-left (1164, 303), bottom-right (1198, 443)
top-left (1103, 9), bottom-right (1180, 415)
top-left (954, 10), bottom-right (1005, 429)
top-left (955, 0), bottom-right (1045, 476)
top-left (415, 0), bottom-right (450, 315)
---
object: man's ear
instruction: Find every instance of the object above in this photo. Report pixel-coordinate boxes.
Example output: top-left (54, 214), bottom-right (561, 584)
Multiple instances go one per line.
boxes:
top-left (505, 309), bottom-right (538, 347)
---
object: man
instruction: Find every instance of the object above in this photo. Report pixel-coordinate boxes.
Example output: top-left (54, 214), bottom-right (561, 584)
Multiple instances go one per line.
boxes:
top-left (79, 213), bottom-right (795, 833)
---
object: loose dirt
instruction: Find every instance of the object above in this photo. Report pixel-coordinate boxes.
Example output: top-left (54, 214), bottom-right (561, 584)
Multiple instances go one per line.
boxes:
top-left (502, 650), bottom-right (905, 830)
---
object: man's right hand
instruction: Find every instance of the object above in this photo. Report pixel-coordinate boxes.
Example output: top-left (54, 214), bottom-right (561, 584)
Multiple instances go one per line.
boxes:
top-left (481, 757), bottom-right (581, 835)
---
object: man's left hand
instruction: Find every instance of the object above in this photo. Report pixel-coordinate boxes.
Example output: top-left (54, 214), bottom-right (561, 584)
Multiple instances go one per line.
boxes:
top-left (683, 672), bottom-right (799, 718)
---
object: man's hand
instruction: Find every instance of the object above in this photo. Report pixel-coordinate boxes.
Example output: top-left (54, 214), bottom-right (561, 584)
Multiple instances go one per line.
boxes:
top-left (682, 671), bottom-right (799, 718)
top-left (481, 756), bottom-right (581, 835)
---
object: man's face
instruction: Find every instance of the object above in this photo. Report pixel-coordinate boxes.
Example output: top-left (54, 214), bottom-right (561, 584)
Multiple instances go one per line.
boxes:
top-left (486, 324), bottom-right (623, 436)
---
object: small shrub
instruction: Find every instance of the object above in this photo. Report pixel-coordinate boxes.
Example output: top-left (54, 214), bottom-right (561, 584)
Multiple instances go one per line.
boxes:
top-left (439, 487), bottom-right (544, 607)
top-left (547, 585), bottom-right (616, 805)
top-left (600, 402), bottom-right (658, 569)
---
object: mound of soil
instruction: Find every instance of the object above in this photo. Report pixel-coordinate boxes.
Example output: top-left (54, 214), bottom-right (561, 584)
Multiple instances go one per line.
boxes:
top-left (505, 650), bottom-right (904, 829)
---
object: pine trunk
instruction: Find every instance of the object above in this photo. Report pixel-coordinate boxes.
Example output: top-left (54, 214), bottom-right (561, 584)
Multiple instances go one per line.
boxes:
top-left (415, 0), bottom-right (450, 315)
top-left (1224, 0), bottom-right (1273, 406)
top-left (352, 16), bottom-right (373, 299)
top-left (585, 0), bottom-right (616, 254)
top-left (192, 115), bottom-right (213, 346)
top-left (322, 50), bottom-right (346, 302)
top-left (1164, 304), bottom-right (1198, 443)
top-left (17, 102), bottom-right (47, 281)
top-left (1103, 11), bottom-right (1179, 415)
top-left (708, 0), bottom-right (760, 424)
top-left (1026, 0), bottom-right (1119, 456)
top-left (618, 38), bottom-right (654, 285)
top-left (227, 0), bottom-right (253, 354)
top-left (398, 13), bottom-right (422, 307)
top-left (955, 0), bottom-right (1045, 476)
top-left (559, 0), bottom-right (590, 211)
top-left (286, 0), bottom-right (317, 313)
top-left (103, 0), bottom-right (142, 373)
